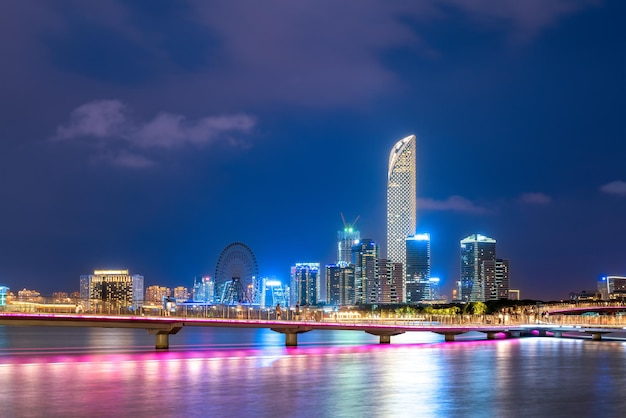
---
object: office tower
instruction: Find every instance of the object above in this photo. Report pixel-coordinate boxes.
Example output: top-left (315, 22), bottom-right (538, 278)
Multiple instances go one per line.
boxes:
top-left (460, 234), bottom-right (496, 302)
top-left (387, 135), bottom-right (417, 271)
top-left (192, 276), bottom-right (214, 303)
top-left (291, 263), bottom-right (320, 306)
top-left (80, 269), bottom-right (144, 309)
top-left (261, 278), bottom-right (287, 308)
top-left (353, 239), bottom-right (379, 304)
top-left (326, 264), bottom-right (356, 306)
top-left (376, 259), bottom-right (404, 304)
top-left (405, 233), bottom-right (431, 303)
top-left (483, 259), bottom-right (510, 300)
top-left (429, 277), bottom-right (441, 300)
top-left (337, 215), bottom-right (360, 266)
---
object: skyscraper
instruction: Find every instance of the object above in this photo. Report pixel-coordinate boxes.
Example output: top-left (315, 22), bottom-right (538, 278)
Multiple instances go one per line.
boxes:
top-left (460, 234), bottom-right (496, 302)
top-left (405, 233), bottom-right (431, 303)
top-left (376, 259), bottom-right (404, 303)
top-left (291, 263), bottom-right (320, 306)
top-left (80, 269), bottom-right (144, 309)
top-left (387, 135), bottom-right (417, 272)
top-left (337, 216), bottom-right (360, 266)
top-left (353, 239), bottom-right (379, 304)
top-left (326, 264), bottom-right (356, 306)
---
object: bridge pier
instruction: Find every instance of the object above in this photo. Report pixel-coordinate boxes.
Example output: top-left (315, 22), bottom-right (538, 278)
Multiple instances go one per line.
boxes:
top-left (591, 332), bottom-right (603, 341)
top-left (364, 330), bottom-right (405, 344)
top-left (271, 327), bottom-right (312, 347)
top-left (485, 331), bottom-right (497, 340)
top-left (147, 323), bottom-right (184, 350)
top-left (553, 331), bottom-right (563, 338)
top-left (508, 331), bottom-right (521, 338)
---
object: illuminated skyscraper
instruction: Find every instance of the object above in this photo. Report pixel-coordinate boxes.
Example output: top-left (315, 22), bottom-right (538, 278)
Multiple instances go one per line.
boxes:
top-left (460, 234), bottom-right (496, 302)
top-left (483, 259), bottom-right (510, 300)
top-left (326, 264), bottom-right (355, 306)
top-left (291, 263), bottom-right (320, 306)
top-left (337, 215), bottom-right (360, 266)
top-left (192, 276), bottom-right (214, 303)
top-left (386, 135), bottom-right (417, 271)
top-left (405, 233), bottom-right (431, 303)
top-left (353, 239), bottom-right (379, 304)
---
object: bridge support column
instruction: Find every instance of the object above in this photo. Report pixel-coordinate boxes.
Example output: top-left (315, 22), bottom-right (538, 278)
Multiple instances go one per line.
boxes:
top-left (508, 331), bottom-right (521, 338)
top-left (364, 330), bottom-right (404, 344)
top-left (537, 329), bottom-right (547, 337)
top-left (486, 332), bottom-right (497, 340)
top-left (591, 333), bottom-right (603, 341)
top-left (553, 331), bottom-right (562, 338)
top-left (148, 323), bottom-right (184, 350)
top-left (444, 333), bottom-right (456, 342)
top-left (285, 333), bottom-right (298, 347)
top-left (271, 327), bottom-right (312, 347)
top-left (155, 333), bottom-right (170, 349)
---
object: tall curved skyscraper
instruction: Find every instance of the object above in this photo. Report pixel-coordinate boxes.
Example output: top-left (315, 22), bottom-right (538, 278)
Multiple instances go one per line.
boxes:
top-left (386, 135), bottom-right (417, 272)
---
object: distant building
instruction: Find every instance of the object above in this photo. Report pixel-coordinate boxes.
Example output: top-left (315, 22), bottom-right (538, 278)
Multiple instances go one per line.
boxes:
top-left (598, 276), bottom-right (626, 301)
top-left (261, 278), bottom-right (288, 308)
top-left (145, 286), bottom-right (171, 303)
top-left (337, 218), bottom-right (360, 266)
top-left (377, 259), bottom-right (404, 304)
top-left (80, 269), bottom-right (144, 309)
top-left (509, 289), bottom-right (520, 300)
top-left (0, 286), bottom-right (8, 307)
top-left (460, 234), bottom-right (496, 302)
top-left (52, 292), bottom-right (70, 302)
top-left (291, 263), bottom-right (320, 306)
top-left (326, 264), bottom-right (356, 306)
top-left (353, 239), bottom-right (379, 304)
top-left (192, 276), bottom-right (214, 303)
top-left (405, 233), bottom-right (431, 303)
top-left (429, 277), bottom-right (441, 301)
top-left (17, 289), bottom-right (42, 302)
top-left (483, 259), bottom-right (510, 300)
top-left (173, 286), bottom-right (189, 302)
top-left (387, 135), bottom-right (417, 271)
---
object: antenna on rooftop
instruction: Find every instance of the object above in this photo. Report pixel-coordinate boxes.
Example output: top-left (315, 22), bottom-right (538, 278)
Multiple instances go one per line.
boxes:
top-left (340, 212), bottom-right (360, 229)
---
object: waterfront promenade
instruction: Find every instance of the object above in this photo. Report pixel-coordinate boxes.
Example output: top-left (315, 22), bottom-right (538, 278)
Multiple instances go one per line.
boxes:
top-left (2, 304), bottom-right (626, 349)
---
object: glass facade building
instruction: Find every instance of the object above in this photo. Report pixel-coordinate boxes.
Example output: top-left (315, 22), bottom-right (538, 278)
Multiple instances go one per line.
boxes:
top-left (405, 233), bottom-right (431, 303)
top-left (460, 234), bottom-right (496, 302)
top-left (291, 263), bottom-right (320, 306)
top-left (353, 239), bottom-right (379, 304)
top-left (386, 135), bottom-right (417, 272)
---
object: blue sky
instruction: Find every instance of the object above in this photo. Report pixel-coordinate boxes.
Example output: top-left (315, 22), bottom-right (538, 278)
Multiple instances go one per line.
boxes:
top-left (0, 0), bottom-right (624, 300)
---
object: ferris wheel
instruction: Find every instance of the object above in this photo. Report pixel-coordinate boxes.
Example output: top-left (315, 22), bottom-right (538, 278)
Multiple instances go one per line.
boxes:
top-left (214, 242), bottom-right (259, 304)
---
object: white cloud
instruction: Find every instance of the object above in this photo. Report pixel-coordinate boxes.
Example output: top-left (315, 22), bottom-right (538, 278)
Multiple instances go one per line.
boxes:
top-left (519, 192), bottom-right (552, 204)
top-left (417, 195), bottom-right (490, 214)
top-left (52, 99), bottom-right (257, 167)
top-left (600, 180), bottom-right (626, 197)
top-left (54, 99), bottom-right (127, 140)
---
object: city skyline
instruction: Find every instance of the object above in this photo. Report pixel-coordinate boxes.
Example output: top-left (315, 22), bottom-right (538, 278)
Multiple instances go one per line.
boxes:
top-left (0, 1), bottom-right (624, 301)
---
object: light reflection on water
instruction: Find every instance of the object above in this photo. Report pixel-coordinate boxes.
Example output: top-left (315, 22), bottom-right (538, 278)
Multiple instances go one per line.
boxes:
top-left (1, 327), bottom-right (626, 417)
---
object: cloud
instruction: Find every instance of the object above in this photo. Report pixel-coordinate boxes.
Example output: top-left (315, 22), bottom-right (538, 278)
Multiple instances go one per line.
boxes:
top-left (600, 180), bottom-right (626, 197)
top-left (54, 100), bottom-right (128, 140)
top-left (417, 195), bottom-right (490, 214)
top-left (519, 192), bottom-right (552, 205)
top-left (52, 99), bottom-right (256, 167)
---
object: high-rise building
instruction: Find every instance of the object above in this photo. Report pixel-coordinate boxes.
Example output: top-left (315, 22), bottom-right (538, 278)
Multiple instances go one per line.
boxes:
top-left (337, 216), bottom-right (360, 266)
top-left (482, 259), bottom-right (510, 300)
top-left (387, 135), bottom-right (417, 271)
top-left (353, 239), bottom-right (379, 304)
top-left (377, 259), bottom-right (404, 304)
top-left (291, 263), bottom-right (320, 306)
top-left (429, 277), bottom-right (441, 300)
top-left (80, 269), bottom-right (144, 309)
top-left (460, 234), bottom-right (496, 302)
top-left (326, 264), bottom-right (356, 306)
top-left (261, 278), bottom-right (288, 308)
top-left (192, 276), bottom-right (214, 303)
top-left (405, 233), bottom-right (431, 303)
top-left (598, 275), bottom-right (626, 300)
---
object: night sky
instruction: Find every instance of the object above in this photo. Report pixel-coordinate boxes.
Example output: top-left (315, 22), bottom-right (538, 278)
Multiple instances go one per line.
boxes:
top-left (1, 1), bottom-right (624, 301)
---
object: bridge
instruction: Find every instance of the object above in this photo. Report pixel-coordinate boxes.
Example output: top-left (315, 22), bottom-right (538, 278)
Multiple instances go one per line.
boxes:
top-left (1, 311), bottom-right (625, 349)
